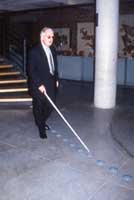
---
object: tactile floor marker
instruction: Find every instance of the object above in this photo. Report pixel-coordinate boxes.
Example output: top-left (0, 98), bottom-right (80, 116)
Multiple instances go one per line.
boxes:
top-left (109, 166), bottom-right (118, 175)
top-left (122, 175), bottom-right (133, 182)
top-left (51, 128), bottom-right (134, 185)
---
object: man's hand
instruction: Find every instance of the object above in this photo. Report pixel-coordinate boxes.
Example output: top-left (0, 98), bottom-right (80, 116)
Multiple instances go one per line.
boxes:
top-left (56, 81), bottom-right (59, 88)
top-left (38, 85), bottom-right (46, 94)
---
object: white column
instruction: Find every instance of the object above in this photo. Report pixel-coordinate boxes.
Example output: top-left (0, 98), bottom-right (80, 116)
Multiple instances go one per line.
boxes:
top-left (94, 0), bottom-right (119, 109)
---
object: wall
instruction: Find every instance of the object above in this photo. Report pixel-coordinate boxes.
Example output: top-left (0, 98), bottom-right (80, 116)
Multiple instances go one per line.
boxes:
top-left (9, 5), bottom-right (94, 50)
top-left (8, 3), bottom-right (134, 57)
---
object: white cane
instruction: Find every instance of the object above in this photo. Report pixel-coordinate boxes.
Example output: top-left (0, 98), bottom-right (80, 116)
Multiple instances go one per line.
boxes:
top-left (45, 92), bottom-right (90, 153)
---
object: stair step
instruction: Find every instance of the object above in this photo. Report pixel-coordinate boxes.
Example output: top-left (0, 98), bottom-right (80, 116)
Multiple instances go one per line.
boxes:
top-left (0, 102), bottom-right (32, 109)
top-left (0, 68), bottom-right (15, 72)
top-left (0, 83), bottom-right (28, 88)
top-left (0, 64), bottom-right (13, 69)
top-left (0, 92), bottom-right (32, 103)
top-left (0, 79), bottom-right (27, 84)
top-left (0, 59), bottom-right (31, 107)
top-left (0, 91), bottom-right (31, 97)
top-left (0, 75), bottom-right (25, 80)
top-left (0, 98), bottom-right (32, 103)
top-left (0, 71), bottom-right (21, 76)
top-left (0, 88), bottom-right (28, 93)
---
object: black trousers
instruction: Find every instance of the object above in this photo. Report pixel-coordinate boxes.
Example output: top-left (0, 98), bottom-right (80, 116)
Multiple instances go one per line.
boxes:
top-left (31, 76), bottom-right (57, 132)
top-left (32, 95), bottom-right (53, 131)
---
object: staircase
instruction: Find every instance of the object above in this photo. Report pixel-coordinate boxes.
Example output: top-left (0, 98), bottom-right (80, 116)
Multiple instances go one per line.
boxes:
top-left (0, 58), bottom-right (32, 108)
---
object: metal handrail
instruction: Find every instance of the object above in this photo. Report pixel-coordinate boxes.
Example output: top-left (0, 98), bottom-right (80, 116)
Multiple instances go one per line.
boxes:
top-left (8, 29), bottom-right (28, 76)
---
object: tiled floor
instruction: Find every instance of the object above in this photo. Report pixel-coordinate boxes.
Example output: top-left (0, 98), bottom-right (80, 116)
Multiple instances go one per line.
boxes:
top-left (0, 80), bottom-right (134, 200)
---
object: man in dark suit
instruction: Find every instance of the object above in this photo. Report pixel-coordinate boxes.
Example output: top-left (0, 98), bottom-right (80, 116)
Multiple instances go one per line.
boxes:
top-left (28, 27), bottom-right (59, 139)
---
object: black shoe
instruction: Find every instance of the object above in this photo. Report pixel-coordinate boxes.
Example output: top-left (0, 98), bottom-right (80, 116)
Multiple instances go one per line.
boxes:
top-left (39, 129), bottom-right (47, 139)
top-left (39, 132), bottom-right (47, 139)
top-left (45, 124), bottom-right (50, 130)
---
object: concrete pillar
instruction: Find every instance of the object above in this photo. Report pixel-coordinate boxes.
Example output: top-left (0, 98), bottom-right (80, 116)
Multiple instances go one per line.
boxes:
top-left (94, 0), bottom-right (119, 108)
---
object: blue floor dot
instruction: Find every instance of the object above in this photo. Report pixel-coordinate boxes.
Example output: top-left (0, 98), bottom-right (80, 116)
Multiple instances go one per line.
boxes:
top-left (63, 138), bottom-right (68, 142)
top-left (122, 175), bottom-right (133, 182)
top-left (56, 134), bottom-right (62, 138)
top-left (77, 148), bottom-right (83, 153)
top-left (87, 153), bottom-right (93, 158)
top-left (109, 166), bottom-right (118, 175)
top-left (70, 143), bottom-right (75, 147)
top-left (96, 160), bottom-right (105, 166)
top-left (51, 130), bottom-right (57, 133)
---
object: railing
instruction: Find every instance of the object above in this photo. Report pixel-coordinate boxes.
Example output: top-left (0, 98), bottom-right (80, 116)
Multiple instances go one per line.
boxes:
top-left (7, 28), bottom-right (28, 76)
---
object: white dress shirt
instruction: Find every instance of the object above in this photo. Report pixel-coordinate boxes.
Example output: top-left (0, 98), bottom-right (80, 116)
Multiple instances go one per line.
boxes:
top-left (41, 42), bottom-right (55, 75)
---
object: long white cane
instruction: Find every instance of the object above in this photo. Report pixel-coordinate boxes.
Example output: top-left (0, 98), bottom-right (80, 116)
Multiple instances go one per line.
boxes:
top-left (45, 92), bottom-right (90, 153)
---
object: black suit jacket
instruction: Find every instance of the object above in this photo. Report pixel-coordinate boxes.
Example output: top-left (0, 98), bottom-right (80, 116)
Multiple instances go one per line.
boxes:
top-left (28, 43), bottom-right (58, 100)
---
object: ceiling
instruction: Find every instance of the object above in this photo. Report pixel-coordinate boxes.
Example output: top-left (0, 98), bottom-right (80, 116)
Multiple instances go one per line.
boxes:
top-left (0, 0), bottom-right (133, 13)
top-left (0, 0), bottom-right (93, 12)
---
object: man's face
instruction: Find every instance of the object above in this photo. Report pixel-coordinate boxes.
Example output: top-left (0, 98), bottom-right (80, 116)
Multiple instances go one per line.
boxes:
top-left (42, 29), bottom-right (54, 47)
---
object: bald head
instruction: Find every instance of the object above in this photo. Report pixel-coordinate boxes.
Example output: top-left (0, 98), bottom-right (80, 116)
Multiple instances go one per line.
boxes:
top-left (40, 27), bottom-right (54, 47)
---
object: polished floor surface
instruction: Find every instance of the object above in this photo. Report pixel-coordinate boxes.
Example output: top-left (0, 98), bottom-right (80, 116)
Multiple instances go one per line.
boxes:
top-left (0, 80), bottom-right (134, 200)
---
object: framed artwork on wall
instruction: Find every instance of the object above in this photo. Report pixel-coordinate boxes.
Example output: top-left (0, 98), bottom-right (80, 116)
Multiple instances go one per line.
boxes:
top-left (53, 28), bottom-right (70, 51)
top-left (119, 15), bottom-right (134, 58)
top-left (77, 22), bottom-right (94, 56)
